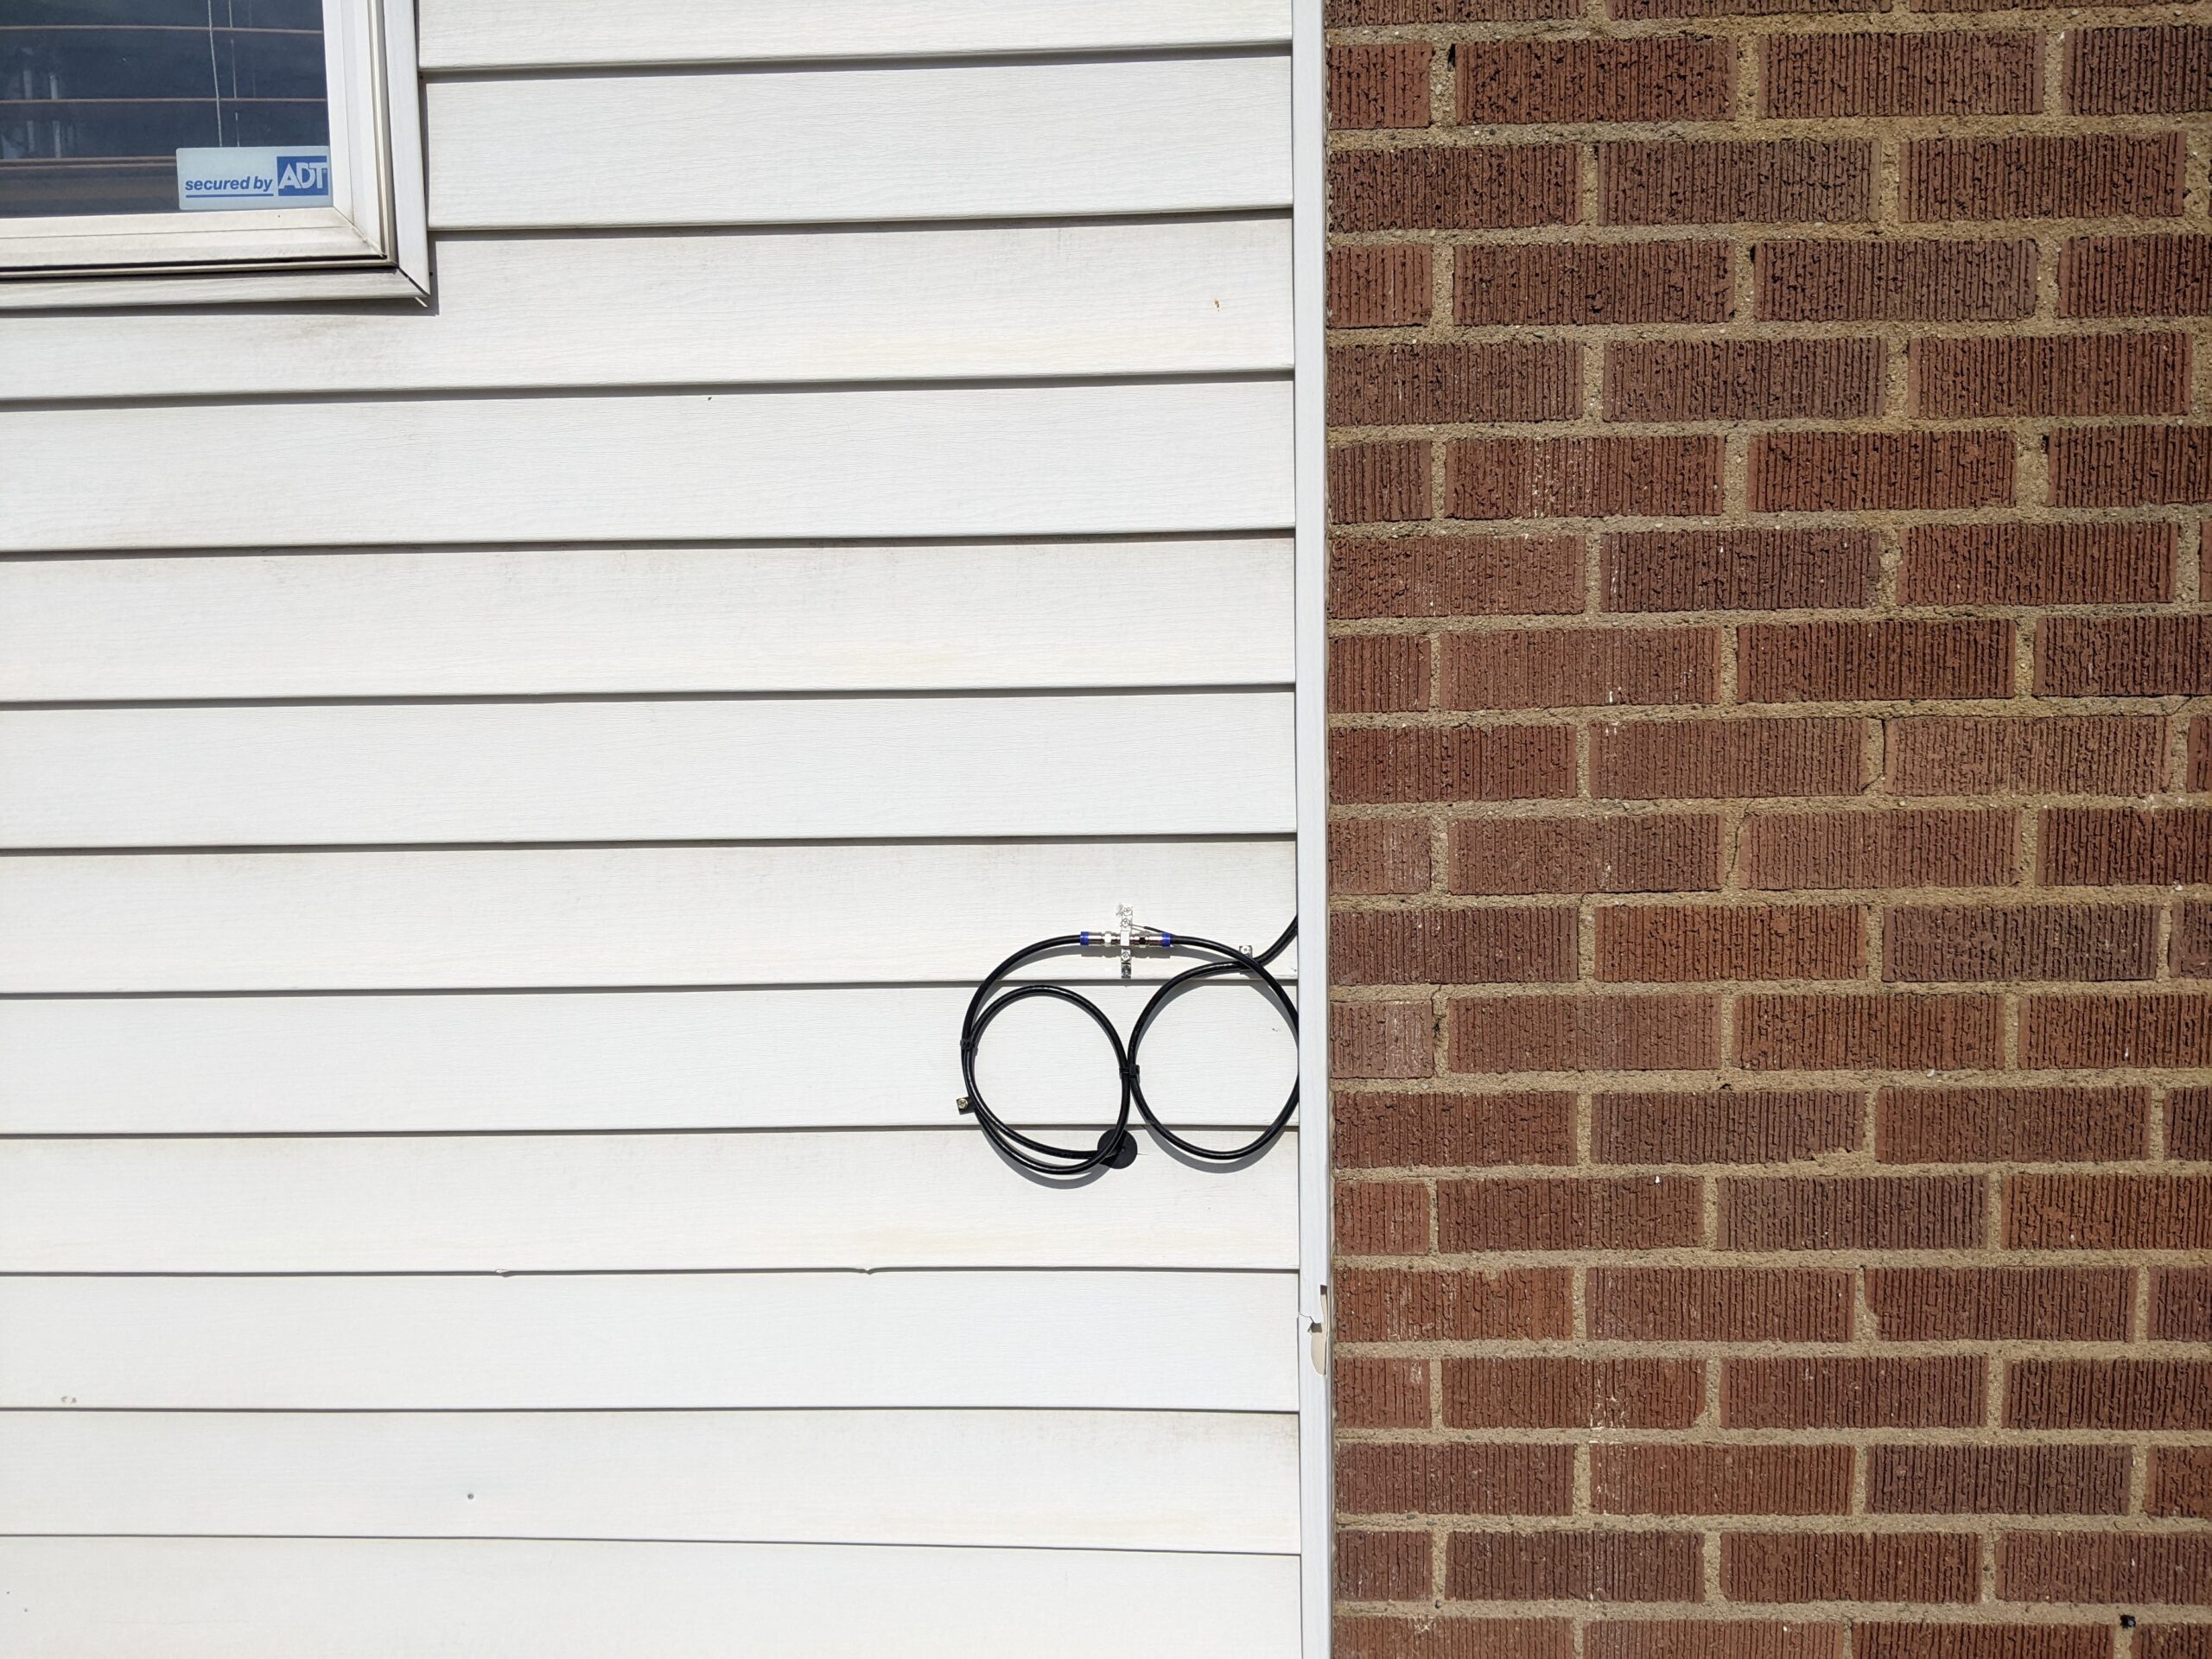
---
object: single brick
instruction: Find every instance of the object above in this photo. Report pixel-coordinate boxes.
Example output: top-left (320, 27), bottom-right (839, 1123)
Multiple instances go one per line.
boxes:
top-left (1446, 1357), bottom-right (1704, 1429)
top-left (1451, 993), bottom-right (1720, 1071)
top-left (1334, 907), bottom-right (1576, 986)
top-left (1330, 246), bottom-right (1435, 328)
top-left (1290, 1202), bottom-right (1406, 1302)
top-left (1586, 1624), bottom-right (1844, 1659)
top-left (1720, 1175), bottom-right (1987, 1249)
top-left (1338, 1441), bottom-right (1573, 1516)
top-left (1332, 726), bottom-right (1578, 804)
top-left (2148, 1447), bottom-right (2212, 1520)
top-left (1903, 134), bottom-right (2184, 221)
top-left (1332, 44), bottom-right (1433, 130)
top-left (2038, 615), bottom-right (2212, 696)
top-left (2177, 900), bottom-right (2212, 977)
top-left (2138, 1630), bottom-right (2212, 1659)
top-left (1331, 342), bottom-right (1583, 426)
top-left (1884, 904), bottom-right (2160, 983)
top-left (1438, 1175), bottom-right (1702, 1250)
top-left (1739, 618), bottom-right (2013, 702)
top-left (2005, 1173), bottom-right (2212, 1249)
top-left (1593, 1445), bottom-right (1853, 1516)
top-left (1915, 333), bottom-right (2191, 417)
top-left (2044, 809), bottom-right (2212, 885)
top-left (1749, 431), bottom-right (2014, 512)
top-left (1338, 1619), bottom-right (1573, 1659)
top-left (1605, 338), bottom-right (1885, 422)
top-left (2062, 235), bottom-right (2212, 317)
top-left (1592, 717), bottom-right (1866, 799)
top-left (1334, 1267), bottom-right (1573, 1340)
top-left (1333, 1001), bottom-right (1437, 1080)
top-left (1339, 1180), bottom-right (1433, 1255)
top-left (1458, 241), bottom-right (1732, 327)
top-left (1596, 904), bottom-right (1866, 982)
top-left (1449, 815), bottom-right (1724, 896)
top-left (2153, 1268), bottom-right (2212, 1342)
top-left (1338, 1529), bottom-right (1432, 1602)
top-left (1757, 238), bottom-right (2037, 321)
top-left (1766, 32), bottom-right (2043, 116)
top-left (2053, 424), bottom-right (2212, 506)
top-left (2020, 995), bottom-right (2212, 1067)
top-left (1741, 810), bottom-right (2018, 892)
top-left (1591, 1089), bottom-right (1863, 1164)
top-left (1998, 1533), bottom-right (2212, 1605)
top-left (1722, 1533), bottom-right (1979, 1604)
top-left (1338, 1357), bottom-right (1431, 1428)
top-left (1726, 1356), bottom-right (1986, 1427)
top-left (1332, 635), bottom-right (1430, 715)
top-left (1889, 719), bottom-right (2165, 797)
top-left (1586, 1266), bottom-right (1853, 1340)
top-left (1332, 534), bottom-right (1585, 619)
top-left (1899, 522), bottom-right (2176, 605)
top-left (1870, 1445), bottom-right (2131, 1516)
top-left (1332, 146), bottom-right (1580, 232)
top-left (1601, 141), bottom-right (1873, 226)
top-left (1449, 1531), bottom-right (1703, 1603)
top-left (1441, 627), bottom-right (1719, 709)
top-left (1447, 435), bottom-right (1725, 520)
top-left (1332, 818), bottom-right (1433, 897)
top-left (1337, 1090), bottom-right (1575, 1168)
top-left (1865, 1268), bottom-right (2133, 1341)
top-left (2192, 718), bottom-right (2211, 791)
top-left (1458, 37), bottom-right (1734, 124)
top-left (1330, 0), bottom-right (1580, 18)
top-left (1332, 441), bottom-right (1430, 524)
top-left (2068, 26), bottom-right (2212, 114)
top-left (1602, 528), bottom-right (1880, 613)
top-left (1857, 1630), bottom-right (2113, 1659)
top-left (2009, 1361), bottom-right (2212, 1430)
top-left (1876, 1085), bottom-right (2148, 1163)
top-left (1736, 993), bottom-right (2004, 1070)
top-left (2169, 1090), bottom-right (2212, 1162)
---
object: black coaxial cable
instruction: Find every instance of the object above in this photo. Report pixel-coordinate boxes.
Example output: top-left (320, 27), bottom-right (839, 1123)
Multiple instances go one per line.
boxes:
top-left (956, 918), bottom-right (1299, 1179)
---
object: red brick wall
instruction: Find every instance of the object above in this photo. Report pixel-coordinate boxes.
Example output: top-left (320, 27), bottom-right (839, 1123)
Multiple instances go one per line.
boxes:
top-left (1324, 3), bottom-right (2212, 1655)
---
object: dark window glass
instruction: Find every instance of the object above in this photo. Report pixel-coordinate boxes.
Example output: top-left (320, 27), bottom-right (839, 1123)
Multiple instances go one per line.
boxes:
top-left (0, 0), bottom-right (328, 219)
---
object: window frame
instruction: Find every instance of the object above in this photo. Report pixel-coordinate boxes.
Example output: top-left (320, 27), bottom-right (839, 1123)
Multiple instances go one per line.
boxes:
top-left (0, 0), bottom-right (428, 309)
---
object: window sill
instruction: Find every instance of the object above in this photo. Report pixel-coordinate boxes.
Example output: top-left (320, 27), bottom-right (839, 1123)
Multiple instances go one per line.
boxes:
top-left (0, 262), bottom-right (429, 313)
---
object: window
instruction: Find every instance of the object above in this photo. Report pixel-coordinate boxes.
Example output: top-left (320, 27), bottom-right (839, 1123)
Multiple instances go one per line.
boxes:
top-left (0, 0), bottom-right (425, 308)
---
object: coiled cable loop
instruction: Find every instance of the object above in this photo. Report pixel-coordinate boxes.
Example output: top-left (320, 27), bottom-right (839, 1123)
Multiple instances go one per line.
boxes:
top-left (957, 918), bottom-right (1298, 1179)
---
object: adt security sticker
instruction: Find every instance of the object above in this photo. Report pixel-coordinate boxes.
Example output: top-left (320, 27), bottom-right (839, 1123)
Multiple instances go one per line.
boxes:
top-left (175, 147), bottom-right (332, 211)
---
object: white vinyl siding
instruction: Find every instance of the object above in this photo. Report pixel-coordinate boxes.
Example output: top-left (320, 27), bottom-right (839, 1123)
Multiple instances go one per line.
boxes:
top-left (0, 982), bottom-right (1294, 1135)
top-left (423, 58), bottom-right (1289, 229)
top-left (0, 383), bottom-right (1290, 552)
top-left (0, 4), bottom-right (1320, 1653)
top-left (0, 1540), bottom-right (1302, 1659)
top-left (417, 0), bottom-right (1292, 70)
top-left (0, 222), bottom-right (1292, 399)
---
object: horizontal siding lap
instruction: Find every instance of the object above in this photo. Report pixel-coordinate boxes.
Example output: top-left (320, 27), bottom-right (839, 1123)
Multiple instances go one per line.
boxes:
top-left (0, 541), bottom-right (1294, 702)
top-left (418, 1), bottom-right (1296, 69)
top-left (0, 1408), bottom-right (1300, 1554)
top-left (0, 1538), bottom-right (1304, 1656)
top-left (0, 982), bottom-right (1298, 1135)
top-left (0, 221), bottom-right (1297, 403)
top-left (0, 382), bottom-right (1296, 554)
top-left (428, 57), bottom-right (1294, 230)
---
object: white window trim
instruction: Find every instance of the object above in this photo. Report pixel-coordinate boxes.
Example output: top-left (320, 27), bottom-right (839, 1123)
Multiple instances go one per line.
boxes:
top-left (0, 0), bottom-right (428, 310)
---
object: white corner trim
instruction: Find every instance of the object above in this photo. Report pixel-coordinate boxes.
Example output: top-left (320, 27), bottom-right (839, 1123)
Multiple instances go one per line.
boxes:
top-left (1291, 0), bottom-right (1333, 1654)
